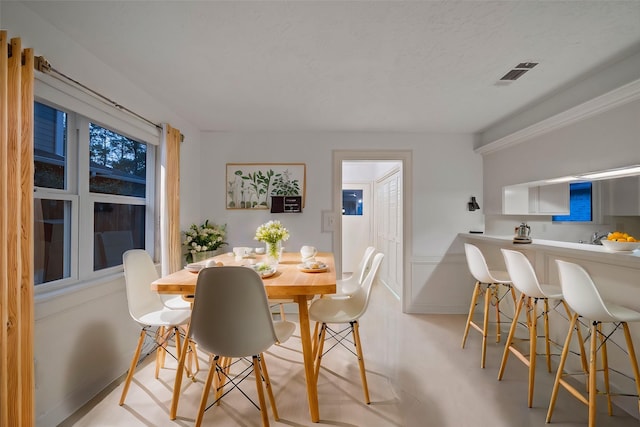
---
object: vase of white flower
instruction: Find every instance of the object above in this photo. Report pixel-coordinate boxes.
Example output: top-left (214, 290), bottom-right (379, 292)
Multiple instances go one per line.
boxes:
top-left (183, 220), bottom-right (227, 263)
top-left (255, 220), bottom-right (289, 265)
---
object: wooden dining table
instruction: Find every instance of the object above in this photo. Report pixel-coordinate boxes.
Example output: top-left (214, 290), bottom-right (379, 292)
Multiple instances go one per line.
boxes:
top-left (152, 251), bottom-right (337, 423)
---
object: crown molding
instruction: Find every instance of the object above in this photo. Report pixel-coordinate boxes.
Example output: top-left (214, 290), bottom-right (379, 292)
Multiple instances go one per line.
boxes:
top-left (476, 78), bottom-right (640, 155)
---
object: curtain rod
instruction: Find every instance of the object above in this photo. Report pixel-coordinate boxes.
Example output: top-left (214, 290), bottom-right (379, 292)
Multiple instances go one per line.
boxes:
top-left (34, 55), bottom-right (171, 135)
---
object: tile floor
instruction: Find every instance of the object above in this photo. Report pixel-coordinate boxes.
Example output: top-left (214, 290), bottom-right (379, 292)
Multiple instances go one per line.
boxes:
top-left (60, 283), bottom-right (640, 426)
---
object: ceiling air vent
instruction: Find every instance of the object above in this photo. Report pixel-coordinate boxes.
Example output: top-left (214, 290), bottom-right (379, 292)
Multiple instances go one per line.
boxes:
top-left (499, 62), bottom-right (539, 81)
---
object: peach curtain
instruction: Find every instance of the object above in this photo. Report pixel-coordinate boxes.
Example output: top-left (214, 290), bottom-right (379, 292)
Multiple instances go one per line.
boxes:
top-left (161, 124), bottom-right (182, 275)
top-left (0, 31), bottom-right (36, 427)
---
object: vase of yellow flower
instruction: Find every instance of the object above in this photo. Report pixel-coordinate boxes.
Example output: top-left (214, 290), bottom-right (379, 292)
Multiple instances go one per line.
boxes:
top-left (255, 220), bottom-right (290, 265)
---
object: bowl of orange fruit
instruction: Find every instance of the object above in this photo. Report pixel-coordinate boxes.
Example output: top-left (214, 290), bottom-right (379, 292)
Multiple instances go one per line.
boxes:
top-left (600, 231), bottom-right (640, 252)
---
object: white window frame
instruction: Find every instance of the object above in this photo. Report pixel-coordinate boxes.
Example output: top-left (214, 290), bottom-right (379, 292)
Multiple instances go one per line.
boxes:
top-left (34, 73), bottom-right (159, 295)
top-left (33, 192), bottom-right (79, 288)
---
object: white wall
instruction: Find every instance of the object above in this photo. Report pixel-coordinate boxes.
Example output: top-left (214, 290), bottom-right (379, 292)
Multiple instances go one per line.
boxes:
top-left (481, 97), bottom-right (640, 242)
top-left (342, 161), bottom-right (399, 182)
top-left (197, 131), bottom-right (484, 313)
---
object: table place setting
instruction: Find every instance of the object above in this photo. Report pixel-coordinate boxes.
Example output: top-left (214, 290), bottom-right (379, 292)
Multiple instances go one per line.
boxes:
top-left (184, 244), bottom-right (329, 276)
top-left (250, 262), bottom-right (277, 278)
top-left (297, 261), bottom-right (328, 273)
top-left (297, 245), bottom-right (328, 272)
top-left (185, 258), bottom-right (223, 273)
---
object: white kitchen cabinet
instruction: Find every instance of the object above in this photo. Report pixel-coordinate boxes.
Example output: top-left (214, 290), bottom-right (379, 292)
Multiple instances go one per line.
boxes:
top-left (607, 176), bottom-right (640, 215)
top-left (502, 182), bottom-right (569, 215)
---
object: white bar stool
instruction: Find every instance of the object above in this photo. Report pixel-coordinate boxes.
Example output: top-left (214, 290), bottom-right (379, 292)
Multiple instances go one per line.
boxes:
top-left (547, 260), bottom-right (640, 427)
top-left (498, 249), bottom-right (587, 408)
top-left (461, 243), bottom-right (517, 368)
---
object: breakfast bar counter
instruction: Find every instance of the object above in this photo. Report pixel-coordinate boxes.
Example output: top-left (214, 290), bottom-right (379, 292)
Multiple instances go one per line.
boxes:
top-left (459, 233), bottom-right (640, 307)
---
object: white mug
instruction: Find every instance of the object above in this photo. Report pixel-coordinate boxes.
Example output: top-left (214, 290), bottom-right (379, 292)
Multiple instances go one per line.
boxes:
top-left (233, 247), bottom-right (250, 261)
top-left (300, 245), bottom-right (318, 261)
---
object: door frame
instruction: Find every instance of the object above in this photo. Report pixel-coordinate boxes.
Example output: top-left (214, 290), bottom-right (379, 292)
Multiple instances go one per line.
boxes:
top-left (332, 150), bottom-right (413, 312)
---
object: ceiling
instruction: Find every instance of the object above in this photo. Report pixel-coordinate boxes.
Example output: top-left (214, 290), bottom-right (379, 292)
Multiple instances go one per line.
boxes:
top-left (18, 1), bottom-right (640, 134)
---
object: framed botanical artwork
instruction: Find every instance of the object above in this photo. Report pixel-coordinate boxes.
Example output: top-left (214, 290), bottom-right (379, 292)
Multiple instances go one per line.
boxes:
top-left (226, 163), bottom-right (306, 210)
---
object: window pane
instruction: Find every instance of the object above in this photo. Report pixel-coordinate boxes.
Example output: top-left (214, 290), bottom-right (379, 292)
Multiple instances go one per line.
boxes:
top-left (552, 182), bottom-right (592, 222)
top-left (34, 102), bottom-right (67, 189)
top-left (34, 199), bottom-right (71, 285)
top-left (342, 189), bottom-right (363, 215)
top-left (94, 203), bottom-right (145, 270)
top-left (89, 124), bottom-right (147, 197)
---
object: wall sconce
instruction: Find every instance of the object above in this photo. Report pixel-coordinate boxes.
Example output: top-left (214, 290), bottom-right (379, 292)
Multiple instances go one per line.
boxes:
top-left (468, 196), bottom-right (480, 211)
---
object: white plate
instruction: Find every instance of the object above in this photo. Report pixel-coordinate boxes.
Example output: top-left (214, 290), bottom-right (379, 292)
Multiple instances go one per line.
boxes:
top-left (297, 262), bottom-right (328, 273)
top-left (251, 264), bottom-right (277, 278)
top-left (185, 263), bottom-right (204, 273)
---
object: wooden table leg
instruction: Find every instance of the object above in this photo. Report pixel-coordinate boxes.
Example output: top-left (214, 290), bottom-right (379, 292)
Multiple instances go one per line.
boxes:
top-left (296, 295), bottom-right (320, 422)
top-left (169, 322), bottom-right (191, 420)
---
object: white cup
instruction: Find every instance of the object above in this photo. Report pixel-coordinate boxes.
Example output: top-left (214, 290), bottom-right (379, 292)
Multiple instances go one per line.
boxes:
top-left (300, 245), bottom-right (318, 261)
top-left (255, 247), bottom-right (265, 254)
top-left (205, 259), bottom-right (219, 268)
top-left (233, 247), bottom-right (247, 261)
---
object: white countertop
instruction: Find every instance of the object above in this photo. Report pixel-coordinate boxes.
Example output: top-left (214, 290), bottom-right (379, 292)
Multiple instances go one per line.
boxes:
top-left (460, 232), bottom-right (640, 261)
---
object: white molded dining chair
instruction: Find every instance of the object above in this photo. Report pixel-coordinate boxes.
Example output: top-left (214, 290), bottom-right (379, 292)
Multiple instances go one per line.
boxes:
top-left (188, 266), bottom-right (296, 427)
top-left (337, 246), bottom-right (376, 295)
top-left (461, 243), bottom-right (516, 368)
top-left (547, 260), bottom-right (640, 426)
top-left (129, 248), bottom-right (192, 310)
top-left (309, 252), bottom-right (384, 404)
top-left (119, 249), bottom-right (192, 406)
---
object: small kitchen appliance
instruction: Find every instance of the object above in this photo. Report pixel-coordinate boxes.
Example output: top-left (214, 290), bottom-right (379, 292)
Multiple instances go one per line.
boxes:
top-left (513, 222), bottom-right (532, 244)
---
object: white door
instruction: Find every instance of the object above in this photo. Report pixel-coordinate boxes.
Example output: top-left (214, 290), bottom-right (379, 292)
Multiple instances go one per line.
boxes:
top-left (375, 168), bottom-right (402, 297)
top-left (341, 183), bottom-right (372, 274)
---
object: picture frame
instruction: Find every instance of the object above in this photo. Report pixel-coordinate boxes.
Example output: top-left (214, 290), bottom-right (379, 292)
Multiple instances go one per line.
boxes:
top-left (226, 163), bottom-right (306, 210)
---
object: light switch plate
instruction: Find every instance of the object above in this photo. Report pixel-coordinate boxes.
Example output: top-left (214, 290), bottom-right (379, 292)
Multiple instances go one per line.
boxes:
top-left (322, 210), bottom-right (336, 232)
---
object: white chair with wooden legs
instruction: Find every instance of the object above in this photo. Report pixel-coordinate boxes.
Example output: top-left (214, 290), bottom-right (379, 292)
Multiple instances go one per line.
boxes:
top-left (187, 266), bottom-right (295, 427)
top-left (498, 249), bottom-right (587, 408)
top-left (119, 249), bottom-right (193, 406)
top-left (547, 260), bottom-right (640, 427)
top-left (269, 248), bottom-right (375, 319)
top-left (461, 243), bottom-right (517, 368)
top-left (337, 246), bottom-right (376, 295)
top-left (309, 252), bottom-right (384, 404)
